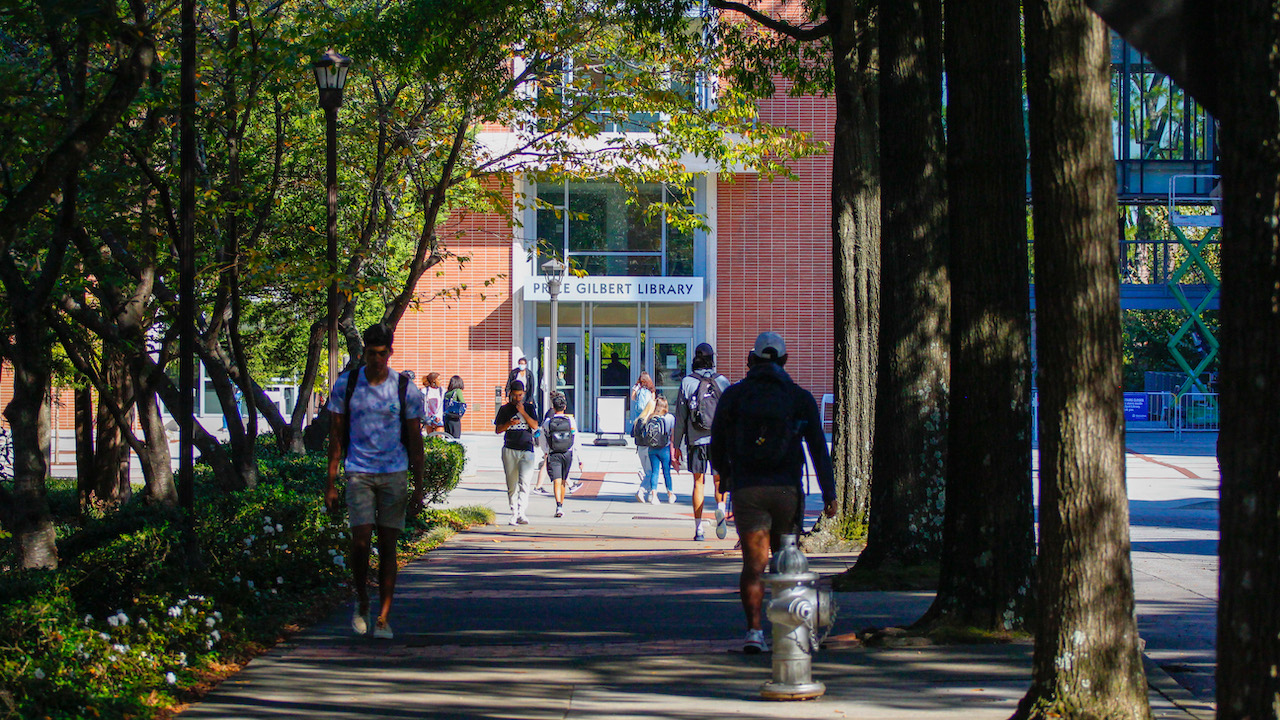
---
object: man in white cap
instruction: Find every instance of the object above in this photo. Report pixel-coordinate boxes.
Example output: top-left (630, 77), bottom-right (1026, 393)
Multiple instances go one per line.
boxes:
top-left (709, 331), bottom-right (837, 653)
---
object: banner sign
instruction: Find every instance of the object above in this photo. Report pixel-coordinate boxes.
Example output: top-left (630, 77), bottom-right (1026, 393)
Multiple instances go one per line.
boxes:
top-left (525, 276), bottom-right (704, 303)
top-left (1123, 392), bottom-right (1148, 422)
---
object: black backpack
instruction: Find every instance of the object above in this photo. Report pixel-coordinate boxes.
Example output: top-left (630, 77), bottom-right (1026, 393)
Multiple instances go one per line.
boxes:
top-left (731, 373), bottom-right (801, 470)
top-left (340, 361), bottom-right (411, 459)
top-left (688, 374), bottom-right (723, 431)
top-left (641, 415), bottom-right (670, 448)
top-left (546, 414), bottom-right (575, 453)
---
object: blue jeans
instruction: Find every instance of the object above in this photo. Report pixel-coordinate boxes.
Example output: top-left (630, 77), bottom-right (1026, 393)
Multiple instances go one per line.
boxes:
top-left (646, 446), bottom-right (673, 495)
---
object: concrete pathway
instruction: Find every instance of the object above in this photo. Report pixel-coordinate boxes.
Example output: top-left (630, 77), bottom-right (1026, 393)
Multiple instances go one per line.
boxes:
top-left (182, 431), bottom-right (1218, 719)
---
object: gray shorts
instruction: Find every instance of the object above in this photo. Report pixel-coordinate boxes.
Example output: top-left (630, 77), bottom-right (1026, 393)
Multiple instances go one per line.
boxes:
top-left (732, 485), bottom-right (802, 536)
top-left (346, 471), bottom-right (409, 530)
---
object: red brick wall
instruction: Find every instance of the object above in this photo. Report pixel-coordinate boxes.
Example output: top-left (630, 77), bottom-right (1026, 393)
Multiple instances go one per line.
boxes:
top-left (393, 180), bottom-right (517, 433)
top-left (716, 80), bottom-right (835, 400)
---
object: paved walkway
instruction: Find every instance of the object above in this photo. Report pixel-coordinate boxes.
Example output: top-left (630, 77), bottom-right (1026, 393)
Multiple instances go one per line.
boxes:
top-left (183, 431), bottom-right (1218, 719)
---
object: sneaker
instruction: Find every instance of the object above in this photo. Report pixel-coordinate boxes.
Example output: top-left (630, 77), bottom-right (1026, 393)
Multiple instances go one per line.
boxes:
top-left (517, 516), bottom-right (530, 525)
top-left (635, 489), bottom-right (647, 503)
top-left (744, 629), bottom-right (767, 654)
top-left (373, 618), bottom-right (393, 640)
top-left (536, 487), bottom-right (551, 495)
top-left (694, 525), bottom-right (706, 541)
top-left (650, 492), bottom-right (661, 505)
top-left (508, 516), bottom-right (520, 526)
top-left (715, 507), bottom-right (728, 540)
top-left (351, 605), bottom-right (369, 636)
top-left (667, 492), bottom-right (677, 504)
top-left (567, 481), bottom-right (583, 494)
top-left (555, 504), bottom-right (564, 518)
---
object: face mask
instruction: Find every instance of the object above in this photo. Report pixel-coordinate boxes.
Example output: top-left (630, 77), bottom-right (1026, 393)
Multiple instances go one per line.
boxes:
top-left (518, 363), bottom-right (527, 370)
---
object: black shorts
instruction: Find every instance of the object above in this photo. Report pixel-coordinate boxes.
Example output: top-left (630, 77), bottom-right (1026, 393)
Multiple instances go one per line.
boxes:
top-left (687, 444), bottom-right (713, 475)
top-left (547, 451), bottom-right (573, 481)
top-left (732, 485), bottom-right (802, 537)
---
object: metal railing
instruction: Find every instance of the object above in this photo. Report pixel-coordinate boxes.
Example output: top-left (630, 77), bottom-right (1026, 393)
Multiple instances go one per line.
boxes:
top-left (1032, 390), bottom-right (1217, 441)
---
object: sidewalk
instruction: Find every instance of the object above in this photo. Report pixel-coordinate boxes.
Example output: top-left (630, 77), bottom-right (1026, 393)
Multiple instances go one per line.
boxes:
top-left (182, 431), bottom-right (1217, 719)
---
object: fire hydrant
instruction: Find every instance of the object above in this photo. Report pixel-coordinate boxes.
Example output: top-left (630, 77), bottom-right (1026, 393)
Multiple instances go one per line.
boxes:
top-left (760, 533), bottom-right (837, 701)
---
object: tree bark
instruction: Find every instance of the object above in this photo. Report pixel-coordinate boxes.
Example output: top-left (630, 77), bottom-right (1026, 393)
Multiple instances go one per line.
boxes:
top-left (1213, 3), bottom-right (1280, 718)
top-left (828, 0), bottom-right (881, 536)
top-left (852, 0), bottom-right (948, 575)
top-left (1015, 1), bottom-right (1150, 716)
top-left (920, 0), bottom-right (1036, 630)
top-left (92, 345), bottom-right (133, 507)
top-left (135, 364), bottom-right (177, 506)
top-left (75, 382), bottom-right (94, 513)
top-left (1, 318), bottom-right (58, 569)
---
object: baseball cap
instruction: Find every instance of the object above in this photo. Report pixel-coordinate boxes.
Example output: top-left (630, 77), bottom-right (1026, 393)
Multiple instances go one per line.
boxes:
top-left (695, 342), bottom-right (715, 360)
top-left (751, 331), bottom-right (787, 360)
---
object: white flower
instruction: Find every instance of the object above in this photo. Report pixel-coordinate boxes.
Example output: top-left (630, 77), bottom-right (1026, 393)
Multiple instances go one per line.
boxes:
top-left (177, 652), bottom-right (187, 666)
top-left (205, 639), bottom-right (214, 649)
top-left (271, 589), bottom-right (278, 595)
top-left (213, 611), bottom-right (222, 621)
top-left (99, 632), bottom-right (110, 641)
top-left (137, 618), bottom-right (148, 628)
top-left (333, 556), bottom-right (345, 567)
top-left (263, 525), bottom-right (275, 535)
top-left (112, 644), bottom-right (129, 654)
top-left (231, 575), bottom-right (241, 583)
top-left (205, 618), bottom-right (216, 628)
top-left (279, 544), bottom-right (289, 550)
top-left (83, 614), bottom-right (93, 625)
top-left (264, 516), bottom-right (272, 524)
top-left (108, 615), bottom-right (120, 627)
top-left (246, 580), bottom-right (255, 589)
top-left (168, 606), bottom-right (182, 618)
top-left (276, 576), bottom-right (284, 585)
top-left (328, 549), bottom-right (337, 556)
top-left (166, 672), bottom-right (177, 684)
top-left (210, 629), bottom-right (221, 642)
top-left (244, 538), bottom-right (253, 547)
top-left (33, 669), bottom-right (45, 680)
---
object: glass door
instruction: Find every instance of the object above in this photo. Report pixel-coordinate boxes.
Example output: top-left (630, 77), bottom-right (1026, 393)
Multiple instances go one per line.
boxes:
top-left (537, 336), bottom-right (580, 421)
top-left (592, 334), bottom-right (638, 433)
top-left (647, 332), bottom-right (692, 405)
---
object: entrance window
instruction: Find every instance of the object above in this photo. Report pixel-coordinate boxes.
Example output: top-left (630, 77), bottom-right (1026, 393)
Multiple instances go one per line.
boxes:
top-left (536, 180), bottom-right (695, 277)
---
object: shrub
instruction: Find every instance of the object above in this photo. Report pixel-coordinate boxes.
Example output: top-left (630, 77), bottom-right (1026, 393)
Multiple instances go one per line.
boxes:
top-left (422, 436), bottom-right (466, 505)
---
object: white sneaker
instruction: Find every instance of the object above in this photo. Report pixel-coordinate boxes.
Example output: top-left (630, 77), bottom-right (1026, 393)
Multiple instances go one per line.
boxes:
top-left (508, 516), bottom-right (520, 526)
top-left (351, 605), bottom-right (369, 636)
top-left (667, 492), bottom-right (677, 504)
top-left (715, 507), bottom-right (728, 540)
top-left (517, 516), bottom-right (530, 525)
top-left (650, 492), bottom-right (661, 505)
top-left (635, 489), bottom-right (647, 503)
top-left (373, 618), bottom-right (393, 640)
top-left (744, 629), bottom-right (768, 654)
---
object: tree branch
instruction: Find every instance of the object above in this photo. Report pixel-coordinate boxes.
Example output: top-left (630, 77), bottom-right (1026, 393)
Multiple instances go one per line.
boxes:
top-left (709, 0), bottom-right (832, 40)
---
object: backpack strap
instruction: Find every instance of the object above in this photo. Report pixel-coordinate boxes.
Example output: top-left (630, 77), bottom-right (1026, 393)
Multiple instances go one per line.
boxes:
top-left (340, 360), bottom-right (364, 459)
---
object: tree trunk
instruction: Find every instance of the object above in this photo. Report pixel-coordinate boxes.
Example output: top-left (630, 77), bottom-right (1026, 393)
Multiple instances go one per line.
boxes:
top-left (1214, 3), bottom-right (1280, 718)
top-left (92, 345), bottom-right (133, 507)
top-left (828, 0), bottom-right (881, 537)
top-left (852, 0), bottom-right (948, 576)
top-left (919, 0), bottom-right (1036, 631)
top-left (135, 366), bottom-right (176, 506)
top-left (1015, 1), bottom-right (1150, 717)
top-left (1, 320), bottom-right (58, 569)
top-left (75, 382), bottom-right (94, 513)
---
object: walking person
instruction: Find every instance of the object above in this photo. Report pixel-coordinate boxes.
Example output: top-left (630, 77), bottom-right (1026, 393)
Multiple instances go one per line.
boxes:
top-left (324, 324), bottom-right (426, 641)
top-left (630, 372), bottom-right (657, 486)
top-left (673, 343), bottom-right (732, 540)
top-left (639, 395), bottom-right (677, 504)
top-left (494, 380), bottom-right (540, 525)
top-left (709, 332), bottom-right (837, 653)
top-left (421, 372), bottom-right (445, 435)
top-left (443, 375), bottom-right (466, 439)
top-left (542, 392), bottom-right (583, 518)
top-left (507, 356), bottom-right (539, 415)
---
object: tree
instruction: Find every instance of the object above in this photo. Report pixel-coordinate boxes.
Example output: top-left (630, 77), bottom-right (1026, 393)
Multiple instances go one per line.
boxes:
top-left (1015, 0), bottom-right (1150, 716)
top-left (0, 0), bottom-right (158, 568)
top-left (918, 0), bottom-right (1036, 630)
top-left (1213, 3), bottom-right (1280, 717)
top-left (848, 0), bottom-right (948, 577)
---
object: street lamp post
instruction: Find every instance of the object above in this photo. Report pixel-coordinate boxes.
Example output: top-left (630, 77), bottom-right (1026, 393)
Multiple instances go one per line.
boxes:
top-left (312, 48), bottom-right (352, 391)
top-left (541, 258), bottom-right (566, 406)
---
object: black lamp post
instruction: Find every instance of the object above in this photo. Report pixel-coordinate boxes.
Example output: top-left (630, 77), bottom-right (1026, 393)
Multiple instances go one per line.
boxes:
top-left (541, 257), bottom-right (566, 406)
top-left (312, 48), bottom-right (352, 390)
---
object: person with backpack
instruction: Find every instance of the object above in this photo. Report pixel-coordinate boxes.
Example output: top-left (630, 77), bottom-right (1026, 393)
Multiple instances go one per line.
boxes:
top-left (708, 332), bottom-right (837, 654)
top-left (673, 342), bottom-right (732, 540)
top-left (630, 372), bottom-right (657, 485)
top-left (443, 375), bottom-right (466, 438)
top-left (638, 395), bottom-right (677, 504)
top-left (541, 392), bottom-right (583, 518)
top-left (494, 379), bottom-right (540, 526)
top-left (324, 324), bottom-right (426, 641)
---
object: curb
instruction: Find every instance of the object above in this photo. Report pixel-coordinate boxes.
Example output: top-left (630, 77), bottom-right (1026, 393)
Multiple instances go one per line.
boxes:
top-left (1143, 654), bottom-right (1215, 719)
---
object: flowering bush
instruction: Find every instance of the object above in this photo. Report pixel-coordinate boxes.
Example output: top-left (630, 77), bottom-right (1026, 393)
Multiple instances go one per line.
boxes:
top-left (0, 440), bottom-right (485, 718)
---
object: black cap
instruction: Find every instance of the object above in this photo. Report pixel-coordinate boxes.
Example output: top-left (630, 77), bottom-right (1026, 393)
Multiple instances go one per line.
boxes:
top-left (695, 342), bottom-right (714, 360)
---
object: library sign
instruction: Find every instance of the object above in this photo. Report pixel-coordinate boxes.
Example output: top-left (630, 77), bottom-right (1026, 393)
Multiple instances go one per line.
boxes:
top-left (525, 276), bottom-right (704, 303)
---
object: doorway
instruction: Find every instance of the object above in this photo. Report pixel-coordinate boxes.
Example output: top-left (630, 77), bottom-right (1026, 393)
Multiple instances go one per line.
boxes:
top-left (646, 332), bottom-right (692, 405)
